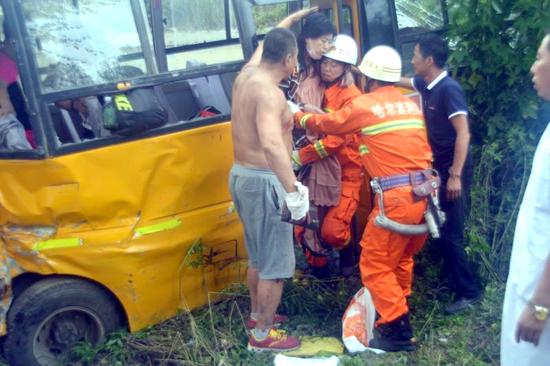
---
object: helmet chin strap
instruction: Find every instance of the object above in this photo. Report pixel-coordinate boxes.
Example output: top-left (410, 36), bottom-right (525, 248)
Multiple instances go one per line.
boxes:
top-left (324, 75), bottom-right (343, 87)
top-left (365, 77), bottom-right (376, 92)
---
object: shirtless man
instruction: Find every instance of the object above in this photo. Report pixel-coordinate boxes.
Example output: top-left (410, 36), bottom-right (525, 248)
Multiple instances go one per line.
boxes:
top-left (230, 27), bottom-right (309, 352)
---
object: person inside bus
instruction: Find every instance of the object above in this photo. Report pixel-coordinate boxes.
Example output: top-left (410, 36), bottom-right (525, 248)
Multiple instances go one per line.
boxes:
top-left (0, 83), bottom-right (31, 150)
top-left (41, 64), bottom-right (107, 142)
top-left (0, 22), bottom-right (32, 150)
top-left (54, 97), bottom-right (106, 140)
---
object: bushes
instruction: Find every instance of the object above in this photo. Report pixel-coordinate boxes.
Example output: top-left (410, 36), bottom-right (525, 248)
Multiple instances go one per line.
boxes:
top-left (446, 0), bottom-right (550, 280)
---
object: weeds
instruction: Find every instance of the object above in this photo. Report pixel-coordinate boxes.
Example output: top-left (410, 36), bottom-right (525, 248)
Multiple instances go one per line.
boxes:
top-left (66, 256), bottom-right (502, 366)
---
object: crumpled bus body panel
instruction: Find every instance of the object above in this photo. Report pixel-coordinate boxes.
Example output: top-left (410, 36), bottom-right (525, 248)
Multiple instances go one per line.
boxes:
top-left (0, 122), bottom-right (246, 334)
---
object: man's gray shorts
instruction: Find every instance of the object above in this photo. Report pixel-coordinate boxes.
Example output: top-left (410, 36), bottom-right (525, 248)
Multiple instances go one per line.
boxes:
top-left (229, 164), bottom-right (295, 280)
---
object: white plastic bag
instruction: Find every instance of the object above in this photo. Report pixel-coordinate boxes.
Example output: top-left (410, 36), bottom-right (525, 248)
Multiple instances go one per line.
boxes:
top-left (342, 287), bottom-right (376, 353)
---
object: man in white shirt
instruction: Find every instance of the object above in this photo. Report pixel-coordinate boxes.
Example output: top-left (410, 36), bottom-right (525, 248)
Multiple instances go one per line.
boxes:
top-left (500, 31), bottom-right (550, 365)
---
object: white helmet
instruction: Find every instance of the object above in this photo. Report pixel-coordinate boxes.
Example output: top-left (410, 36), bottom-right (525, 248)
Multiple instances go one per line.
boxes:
top-left (324, 34), bottom-right (358, 65)
top-left (358, 46), bottom-right (402, 82)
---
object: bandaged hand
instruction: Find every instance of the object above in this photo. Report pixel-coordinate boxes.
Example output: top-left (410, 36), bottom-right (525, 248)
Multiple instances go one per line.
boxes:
top-left (287, 101), bottom-right (301, 114)
top-left (285, 181), bottom-right (309, 221)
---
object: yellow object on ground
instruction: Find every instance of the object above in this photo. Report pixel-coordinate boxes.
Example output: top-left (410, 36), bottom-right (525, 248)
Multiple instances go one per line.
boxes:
top-left (284, 336), bottom-right (344, 357)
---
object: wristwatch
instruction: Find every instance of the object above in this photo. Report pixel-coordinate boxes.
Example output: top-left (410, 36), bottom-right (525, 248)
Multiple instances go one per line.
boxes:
top-left (529, 301), bottom-right (549, 321)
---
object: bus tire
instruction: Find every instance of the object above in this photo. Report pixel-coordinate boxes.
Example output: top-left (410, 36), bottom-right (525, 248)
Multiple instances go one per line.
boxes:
top-left (4, 277), bottom-right (123, 366)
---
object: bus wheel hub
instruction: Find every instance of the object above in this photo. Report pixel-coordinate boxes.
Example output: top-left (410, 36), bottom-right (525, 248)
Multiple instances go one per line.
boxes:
top-left (53, 319), bottom-right (80, 345)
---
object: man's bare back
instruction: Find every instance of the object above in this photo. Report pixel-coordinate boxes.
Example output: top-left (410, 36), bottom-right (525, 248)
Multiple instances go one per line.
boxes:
top-left (231, 65), bottom-right (293, 171)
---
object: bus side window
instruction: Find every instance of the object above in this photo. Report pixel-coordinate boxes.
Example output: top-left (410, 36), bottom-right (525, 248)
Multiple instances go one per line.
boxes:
top-left (48, 97), bottom-right (108, 145)
top-left (23, 1), bottom-right (151, 93)
top-left (341, 6), bottom-right (353, 36)
top-left (163, 1), bottom-right (244, 71)
top-left (160, 70), bottom-right (236, 121)
top-left (394, 0), bottom-right (446, 75)
top-left (394, 0), bottom-right (445, 32)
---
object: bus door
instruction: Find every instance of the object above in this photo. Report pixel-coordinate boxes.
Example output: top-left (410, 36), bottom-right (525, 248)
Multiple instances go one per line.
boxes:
top-left (391, 0), bottom-right (449, 75)
top-left (356, 0), bottom-right (449, 75)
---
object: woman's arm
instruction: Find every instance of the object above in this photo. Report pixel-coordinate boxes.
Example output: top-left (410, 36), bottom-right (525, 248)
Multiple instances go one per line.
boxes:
top-left (245, 7), bottom-right (318, 67)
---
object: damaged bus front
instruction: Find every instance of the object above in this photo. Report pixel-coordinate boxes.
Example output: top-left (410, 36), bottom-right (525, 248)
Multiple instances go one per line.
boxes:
top-left (0, 0), bottom-right (255, 364)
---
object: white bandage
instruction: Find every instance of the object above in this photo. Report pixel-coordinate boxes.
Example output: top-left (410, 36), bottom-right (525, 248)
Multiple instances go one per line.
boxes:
top-left (287, 101), bottom-right (301, 114)
top-left (284, 181), bottom-right (309, 220)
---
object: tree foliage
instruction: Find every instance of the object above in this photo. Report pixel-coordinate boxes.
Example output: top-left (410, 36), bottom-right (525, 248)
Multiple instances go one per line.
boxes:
top-left (446, 0), bottom-right (550, 280)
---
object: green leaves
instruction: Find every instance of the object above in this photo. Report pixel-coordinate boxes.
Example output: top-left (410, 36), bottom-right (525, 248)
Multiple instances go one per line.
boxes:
top-left (447, 0), bottom-right (549, 279)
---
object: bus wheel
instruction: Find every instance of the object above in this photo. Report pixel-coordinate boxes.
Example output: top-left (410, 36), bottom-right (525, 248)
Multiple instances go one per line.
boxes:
top-left (4, 277), bottom-right (124, 366)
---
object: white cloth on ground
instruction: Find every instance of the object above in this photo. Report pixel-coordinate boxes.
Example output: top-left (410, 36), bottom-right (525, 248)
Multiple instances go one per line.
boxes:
top-left (273, 354), bottom-right (339, 366)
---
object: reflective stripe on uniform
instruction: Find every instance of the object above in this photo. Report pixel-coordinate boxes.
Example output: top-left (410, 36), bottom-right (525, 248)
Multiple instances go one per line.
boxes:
top-left (314, 140), bottom-right (329, 158)
top-left (299, 114), bottom-right (312, 129)
top-left (359, 144), bottom-right (369, 155)
top-left (361, 119), bottom-right (424, 136)
top-left (291, 151), bottom-right (302, 166)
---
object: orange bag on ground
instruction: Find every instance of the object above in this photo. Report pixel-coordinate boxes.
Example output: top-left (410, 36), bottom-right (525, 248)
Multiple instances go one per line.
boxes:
top-left (342, 287), bottom-right (376, 353)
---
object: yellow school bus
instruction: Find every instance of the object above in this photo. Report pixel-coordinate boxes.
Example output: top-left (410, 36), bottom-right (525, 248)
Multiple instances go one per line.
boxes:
top-left (0, 1), bottom-right (448, 364)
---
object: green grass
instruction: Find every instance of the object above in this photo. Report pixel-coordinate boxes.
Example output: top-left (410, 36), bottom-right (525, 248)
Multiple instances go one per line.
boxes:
top-left (64, 256), bottom-right (502, 366)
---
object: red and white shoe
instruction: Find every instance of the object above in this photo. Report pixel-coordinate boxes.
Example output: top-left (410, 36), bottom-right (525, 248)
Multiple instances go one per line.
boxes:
top-left (247, 328), bottom-right (300, 352)
top-left (246, 313), bottom-right (289, 329)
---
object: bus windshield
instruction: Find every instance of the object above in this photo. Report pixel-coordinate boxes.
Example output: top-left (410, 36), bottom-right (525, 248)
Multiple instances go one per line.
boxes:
top-left (22, 0), bottom-right (154, 93)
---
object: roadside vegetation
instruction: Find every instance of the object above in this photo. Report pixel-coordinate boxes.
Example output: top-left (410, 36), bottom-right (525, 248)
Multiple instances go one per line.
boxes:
top-left (448, 0), bottom-right (549, 282)
top-left (63, 245), bottom-right (503, 365)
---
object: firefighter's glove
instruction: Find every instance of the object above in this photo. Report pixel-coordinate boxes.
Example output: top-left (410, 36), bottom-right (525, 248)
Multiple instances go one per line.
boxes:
top-left (287, 101), bottom-right (301, 114)
top-left (285, 181), bottom-right (309, 221)
top-left (291, 150), bottom-right (302, 171)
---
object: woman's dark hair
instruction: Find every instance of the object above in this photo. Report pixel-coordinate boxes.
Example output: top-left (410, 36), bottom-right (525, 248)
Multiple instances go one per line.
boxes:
top-left (297, 13), bottom-right (336, 78)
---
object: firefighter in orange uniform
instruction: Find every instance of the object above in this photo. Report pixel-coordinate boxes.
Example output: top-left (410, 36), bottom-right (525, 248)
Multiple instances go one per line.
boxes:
top-left (290, 46), bottom-right (433, 352)
top-left (292, 35), bottom-right (362, 273)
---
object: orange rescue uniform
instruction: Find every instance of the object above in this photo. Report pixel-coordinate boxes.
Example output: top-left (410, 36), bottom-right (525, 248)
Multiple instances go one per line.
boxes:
top-left (295, 85), bottom-right (433, 325)
top-left (298, 83), bottom-right (363, 249)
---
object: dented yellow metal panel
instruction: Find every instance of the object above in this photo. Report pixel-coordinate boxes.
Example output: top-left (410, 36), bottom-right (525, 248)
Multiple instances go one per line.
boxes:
top-left (0, 121), bottom-right (246, 334)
